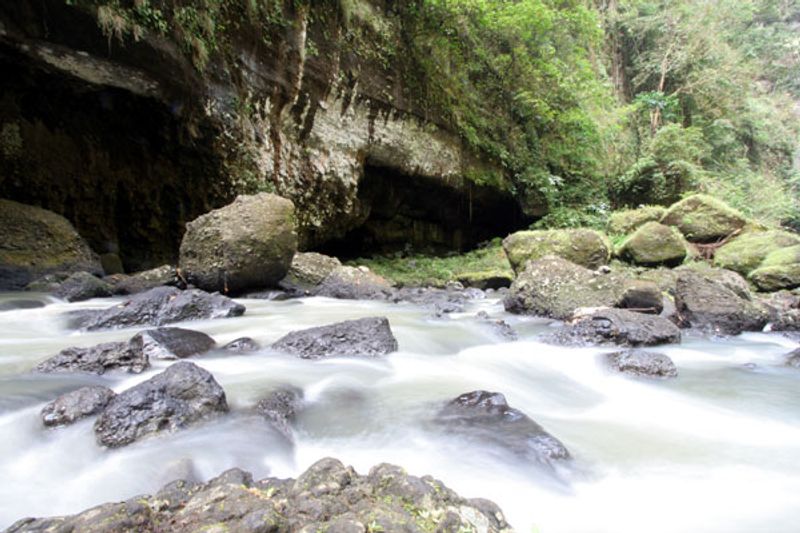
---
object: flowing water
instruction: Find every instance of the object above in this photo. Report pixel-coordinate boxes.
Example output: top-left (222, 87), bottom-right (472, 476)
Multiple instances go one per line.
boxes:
top-left (1, 291), bottom-right (799, 532)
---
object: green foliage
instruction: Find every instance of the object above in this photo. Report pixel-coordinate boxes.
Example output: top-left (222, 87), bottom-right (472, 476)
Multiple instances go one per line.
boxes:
top-left (530, 205), bottom-right (609, 230)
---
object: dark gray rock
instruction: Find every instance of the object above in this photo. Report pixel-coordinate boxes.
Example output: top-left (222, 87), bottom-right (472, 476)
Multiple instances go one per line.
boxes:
top-left (41, 385), bottom-right (116, 427)
top-left (618, 280), bottom-right (663, 314)
top-left (105, 265), bottom-right (181, 295)
top-left (221, 337), bottom-right (260, 353)
top-left (391, 287), bottom-right (468, 316)
top-left (36, 341), bottom-right (148, 374)
top-left (477, 311), bottom-right (518, 340)
top-left (255, 386), bottom-right (304, 440)
top-left (7, 458), bottom-right (512, 533)
top-left (785, 348), bottom-right (800, 368)
top-left (436, 390), bottom-right (570, 462)
top-left (130, 327), bottom-right (216, 360)
top-left (55, 271), bottom-right (113, 302)
top-left (271, 317), bottom-right (398, 359)
top-left (73, 286), bottom-right (245, 331)
top-left (544, 308), bottom-right (681, 347)
top-left (93, 361), bottom-right (228, 448)
top-left (0, 299), bottom-right (45, 311)
top-left (605, 350), bottom-right (678, 378)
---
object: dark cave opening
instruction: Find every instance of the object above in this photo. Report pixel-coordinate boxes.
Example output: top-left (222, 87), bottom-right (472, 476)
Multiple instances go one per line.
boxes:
top-left (319, 164), bottom-right (532, 259)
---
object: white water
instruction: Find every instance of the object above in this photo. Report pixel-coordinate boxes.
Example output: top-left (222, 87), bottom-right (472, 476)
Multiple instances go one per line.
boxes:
top-left (1, 291), bottom-right (799, 532)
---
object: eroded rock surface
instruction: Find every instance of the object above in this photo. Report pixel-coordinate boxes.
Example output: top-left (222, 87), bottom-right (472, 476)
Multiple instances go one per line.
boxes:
top-left (41, 386), bottom-right (116, 427)
top-left (605, 350), bottom-right (678, 379)
top-left (36, 341), bottom-right (147, 375)
top-left (544, 308), bottom-right (681, 347)
top-left (272, 317), bottom-right (398, 359)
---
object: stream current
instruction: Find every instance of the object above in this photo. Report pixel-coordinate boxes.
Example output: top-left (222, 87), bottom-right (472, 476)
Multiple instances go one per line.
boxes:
top-left (1, 291), bottom-right (799, 532)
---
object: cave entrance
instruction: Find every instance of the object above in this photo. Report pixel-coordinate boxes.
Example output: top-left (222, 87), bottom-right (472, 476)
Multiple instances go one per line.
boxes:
top-left (320, 164), bottom-right (531, 258)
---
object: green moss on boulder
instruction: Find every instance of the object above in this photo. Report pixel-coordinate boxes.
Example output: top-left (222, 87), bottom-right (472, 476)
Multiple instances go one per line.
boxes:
top-left (607, 206), bottom-right (667, 235)
top-left (761, 244), bottom-right (800, 267)
top-left (616, 222), bottom-right (688, 266)
top-left (748, 245), bottom-right (800, 291)
top-left (713, 230), bottom-right (800, 275)
top-left (660, 194), bottom-right (748, 242)
top-left (502, 229), bottom-right (611, 273)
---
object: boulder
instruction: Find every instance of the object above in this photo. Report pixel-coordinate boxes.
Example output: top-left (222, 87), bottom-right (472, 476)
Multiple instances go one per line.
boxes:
top-left (503, 256), bottom-right (629, 319)
top-left (221, 337), bottom-right (260, 353)
top-left (73, 286), bottom-right (245, 331)
top-left (179, 193), bottom-right (297, 294)
top-left (436, 391), bottom-right (570, 462)
top-left (660, 194), bottom-right (747, 242)
top-left (129, 327), bottom-right (216, 360)
top-left (616, 222), bottom-right (688, 266)
top-left (757, 291), bottom-right (800, 331)
top-left (106, 265), bottom-right (180, 295)
top-left (55, 271), bottom-right (113, 302)
top-left (618, 280), bottom-right (664, 314)
top-left (544, 308), bottom-right (681, 347)
top-left (390, 286), bottom-right (472, 316)
top-left (272, 317), bottom-right (398, 359)
top-left (94, 361), bottom-right (228, 448)
top-left (748, 245), bottom-right (800, 291)
top-left (313, 265), bottom-right (393, 300)
top-left (605, 350), bottom-right (678, 378)
top-left (100, 253), bottom-right (124, 275)
top-left (278, 252), bottom-right (341, 294)
top-left (714, 230), bottom-right (800, 275)
top-left (502, 228), bottom-right (611, 272)
top-left (7, 459), bottom-right (512, 533)
top-left (256, 386), bottom-right (304, 440)
top-left (675, 268), bottom-right (767, 334)
top-left (41, 386), bottom-right (116, 427)
top-left (606, 206), bottom-right (667, 235)
top-left (0, 199), bottom-right (102, 290)
top-left (36, 341), bottom-right (148, 374)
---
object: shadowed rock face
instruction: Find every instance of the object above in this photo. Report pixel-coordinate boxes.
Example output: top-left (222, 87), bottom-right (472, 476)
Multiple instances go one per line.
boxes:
top-left (129, 327), bottom-right (216, 361)
top-left (6, 458), bottom-right (514, 532)
top-left (271, 316), bottom-right (398, 359)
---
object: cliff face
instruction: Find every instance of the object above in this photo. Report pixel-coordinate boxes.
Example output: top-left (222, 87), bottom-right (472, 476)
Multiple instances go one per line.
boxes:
top-left (0, 1), bottom-right (530, 270)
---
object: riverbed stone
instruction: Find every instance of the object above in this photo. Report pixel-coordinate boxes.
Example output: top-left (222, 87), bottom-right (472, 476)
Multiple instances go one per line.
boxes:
top-left (129, 327), bottom-right (216, 360)
top-left (272, 317), bottom-right (398, 359)
top-left (502, 228), bottom-right (611, 272)
top-left (436, 390), bottom-right (570, 462)
top-left (256, 386), bottom-right (304, 440)
top-left (544, 308), bottom-right (681, 347)
top-left (179, 193), bottom-right (297, 294)
top-left (660, 194), bottom-right (748, 242)
top-left (279, 252), bottom-right (341, 294)
top-left (605, 350), bottom-right (678, 378)
top-left (785, 348), bottom-right (800, 368)
top-left (94, 361), bottom-right (228, 448)
top-left (618, 280), bottom-right (664, 314)
top-left (54, 271), bottom-right (113, 302)
top-left (41, 385), bottom-right (116, 427)
top-left (616, 222), bottom-right (688, 266)
top-left (714, 230), bottom-right (800, 275)
top-left (36, 341), bottom-right (148, 374)
top-left (221, 337), bottom-right (260, 353)
top-left (106, 265), bottom-right (181, 295)
top-left (313, 265), bottom-right (394, 300)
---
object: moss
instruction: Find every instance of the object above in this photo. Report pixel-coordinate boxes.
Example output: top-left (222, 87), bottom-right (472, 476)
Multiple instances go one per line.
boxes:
top-left (749, 264), bottom-right (800, 291)
top-left (713, 230), bottom-right (800, 275)
top-left (660, 194), bottom-right (748, 242)
top-left (616, 222), bottom-right (688, 266)
top-left (502, 229), bottom-right (611, 272)
top-left (760, 244), bottom-right (800, 268)
top-left (607, 206), bottom-right (667, 235)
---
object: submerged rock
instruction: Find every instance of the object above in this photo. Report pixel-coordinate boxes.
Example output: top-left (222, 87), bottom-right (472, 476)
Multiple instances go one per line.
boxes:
top-left (313, 265), bottom-right (394, 300)
top-left (36, 341), bottom-right (148, 374)
top-left (7, 458), bottom-right (512, 533)
top-left (660, 194), bottom-right (747, 242)
top-left (256, 386), bottom-right (304, 440)
top-left (605, 350), bottom-right (678, 379)
top-left (129, 327), bottom-right (216, 360)
top-left (54, 271), bottom-right (113, 302)
top-left (503, 228), bottom-right (611, 272)
top-left (476, 310), bottom-right (518, 340)
top-left (272, 317), bottom-right (398, 359)
top-left (544, 308), bottom-right (681, 347)
top-left (179, 193), bottom-right (297, 294)
top-left (221, 337), bottom-right (260, 353)
top-left (436, 390), bottom-right (570, 462)
top-left (41, 386), bottom-right (116, 427)
top-left (0, 299), bottom-right (45, 311)
top-left (72, 286), bottom-right (245, 331)
top-left (94, 361), bottom-right (228, 448)
top-left (785, 348), bottom-right (800, 368)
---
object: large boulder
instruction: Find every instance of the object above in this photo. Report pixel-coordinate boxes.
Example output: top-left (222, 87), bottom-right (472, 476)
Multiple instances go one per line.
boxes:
top-left (313, 265), bottom-right (394, 300)
top-left (0, 199), bottom-right (102, 290)
top-left (279, 252), bottom-right (341, 294)
top-left (36, 341), bottom-right (148, 374)
top-left (41, 386), bottom-right (116, 427)
top-left (616, 222), bottom-right (688, 266)
top-left (503, 256), bottom-right (629, 319)
top-left (675, 268), bottom-right (767, 334)
top-left (748, 245), bottom-right (800, 291)
top-left (94, 361), bottom-right (228, 448)
top-left (605, 350), bottom-right (678, 379)
top-left (502, 228), bottom-right (611, 272)
top-left (544, 308), bottom-right (681, 347)
top-left (54, 271), bottom-right (113, 302)
top-left (272, 317), bottom-right (398, 359)
top-left (129, 327), bottom-right (216, 360)
top-left (606, 206), bottom-right (667, 235)
top-left (436, 391), bottom-right (570, 462)
top-left (660, 194), bottom-right (747, 242)
top-left (714, 230), bottom-right (800, 276)
top-left (7, 459), bottom-right (512, 533)
top-left (72, 286), bottom-right (245, 331)
top-left (179, 193), bottom-right (297, 294)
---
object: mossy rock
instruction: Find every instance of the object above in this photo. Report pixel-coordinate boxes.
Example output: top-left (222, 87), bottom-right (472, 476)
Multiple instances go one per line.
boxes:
top-left (760, 244), bottom-right (800, 267)
top-left (502, 229), bottom-right (611, 273)
top-left (713, 230), bottom-right (800, 275)
top-left (748, 264), bottom-right (800, 292)
top-left (660, 194), bottom-right (748, 242)
top-left (456, 269), bottom-right (513, 289)
top-left (607, 206), bottom-right (666, 235)
top-left (616, 222), bottom-right (688, 267)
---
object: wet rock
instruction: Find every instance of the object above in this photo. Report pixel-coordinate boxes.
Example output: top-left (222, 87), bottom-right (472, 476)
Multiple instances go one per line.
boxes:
top-left (25, 272), bottom-right (72, 293)
top-left (436, 390), bottom-right (570, 462)
top-left (544, 308), bottom-right (681, 347)
top-left (221, 337), bottom-right (260, 353)
top-left (73, 286), bottom-right (245, 331)
top-left (272, 317), bottom-right (398, 359)
top-left (391, 286), bottom-right (468, 316)
top-left (616, 221), bottom-right (688, 267)
top-left (130, 327), bottom-right (216, 360)
top-left (41, 385), bottom-right (116, 427)
top-left (660, 194), bottom-right (748, 242)
top-left (619, 280), bottom-right (664, 314)
top-left (760, 291), bottom-right (800, 331)
top-left (55, 271), bottom-right (113, 302)
top-left (313, 265), bottom-right (394, 300)
top-left (256, 386), bottom-right (304, 440)
top-left (279, 252), bottom-right (342, 294)
top-left (179, 193), bottom-right (297, 294)
top-left (675, 268), bottom-right (767, 334)
top-left (0, 198), bottom-right (102, 290)
top-left (94, 361), bottom-right (228, 448)
top-left (106, 265), bottom-right (181, 295)
top-left (785, 348), bottom-right (800, 368)
top-left (476, 311), bottom-right (518, 340)
top-left (503, 228), bottom-right (611, 272)
top-left (6, 459), bottom-right (513, 532)
top-left (605, 350), bottom-right (678, 378)
top-left (36, 341), bottom-right (148, 374)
